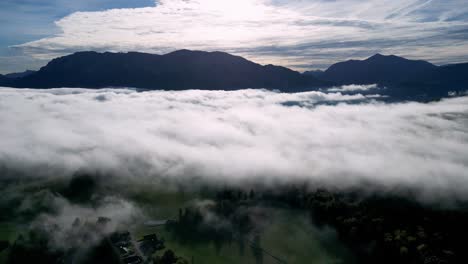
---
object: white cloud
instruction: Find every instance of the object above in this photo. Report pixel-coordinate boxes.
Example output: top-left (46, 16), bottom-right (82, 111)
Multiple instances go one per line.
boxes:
top-left (327, 84), bottom-right (379, 92)
top-left (12, 0), bottom-right (468, 70)
top-left (28, 193), bottom-right (140, 250)
top-left (0, 87), bottom-right (467, 201)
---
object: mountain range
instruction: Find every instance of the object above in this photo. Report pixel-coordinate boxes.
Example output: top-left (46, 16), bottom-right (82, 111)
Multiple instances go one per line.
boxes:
top-left (321, 53), bottom-right (437, 84)
top-left (1, 50), bottom-right (467, 99)
top-left (0, 74), bottom-right (8, 85)
top-left (3, 70), bottom-right (36, 79)
top-left (1, 50), bottom-right (328, 92)
top-left (318, 54), bottom-right (468, 98)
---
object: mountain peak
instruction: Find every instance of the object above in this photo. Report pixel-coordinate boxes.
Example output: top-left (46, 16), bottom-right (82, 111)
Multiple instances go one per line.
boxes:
top-left (366, 53), bottom-right (399, 61)
top-left (4, 50), bottom-right (327, 91)
top-left (323, 53), bottom-right (438, 85)
top-left (166, 49), bottom-right (199, 55)
top-left (166, 49), bottom-right (234, 57)
top-left (370, 53), bottom-right (385, 58)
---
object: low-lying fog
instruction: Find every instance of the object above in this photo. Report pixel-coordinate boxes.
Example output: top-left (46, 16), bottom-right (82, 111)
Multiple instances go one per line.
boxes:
top-left (0, 87), bottom-right (467, 200)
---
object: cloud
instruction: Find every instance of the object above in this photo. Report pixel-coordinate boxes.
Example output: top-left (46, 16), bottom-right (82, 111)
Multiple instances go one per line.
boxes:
top-left (0, 0), bottom-right (156, 73)
top-left (0, 87), bottom-right (467, 202)
top-left (327, 84), bottom-right (379, 92)
top-left (9, 0), bottom-right (468, 71)
top-left (32, 195), bottom-right (140, 250)
top-left (8, 187), bottom-right (141, 262)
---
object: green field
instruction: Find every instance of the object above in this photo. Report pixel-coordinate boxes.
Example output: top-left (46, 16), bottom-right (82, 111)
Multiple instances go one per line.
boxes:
top-left (1, 180), bottom-right (351, 264)
top-left (133, 209), bottom-right (350, 264)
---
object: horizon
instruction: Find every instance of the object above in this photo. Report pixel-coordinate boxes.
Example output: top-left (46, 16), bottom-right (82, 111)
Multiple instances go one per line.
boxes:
top-left (1, 2), bottom-right (468, 264)
top-left (1, 0), bottom-right (468, 74)
top-left (0, 49), bottom-right (453, 75)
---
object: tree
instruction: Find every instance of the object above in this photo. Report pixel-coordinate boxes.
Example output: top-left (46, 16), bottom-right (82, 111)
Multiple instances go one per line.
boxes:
top-left (155, 250), bottom-right (178, 264)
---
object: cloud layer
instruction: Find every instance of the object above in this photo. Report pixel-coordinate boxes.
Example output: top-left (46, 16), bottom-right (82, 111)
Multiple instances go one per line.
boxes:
top-left (9, 0), bottom-right (468, 72)
top-left (0, 87), bottom-right (467, 200)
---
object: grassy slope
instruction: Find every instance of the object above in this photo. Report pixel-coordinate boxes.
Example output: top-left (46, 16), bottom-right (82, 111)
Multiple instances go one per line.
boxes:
top-left (133, 209), bottom-right (345, 264)
top-left (1, 181), bottom-right (345, 264)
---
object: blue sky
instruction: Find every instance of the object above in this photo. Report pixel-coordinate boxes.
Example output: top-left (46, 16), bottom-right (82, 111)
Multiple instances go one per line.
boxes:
top-left (0, 0), bottom-right (155, 73)
top-left (1, 0), bottom-right (468, 74)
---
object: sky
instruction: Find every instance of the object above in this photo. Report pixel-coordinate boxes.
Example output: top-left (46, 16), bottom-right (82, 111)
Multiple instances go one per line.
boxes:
top-left (1, 0), bottom-right (468, 74)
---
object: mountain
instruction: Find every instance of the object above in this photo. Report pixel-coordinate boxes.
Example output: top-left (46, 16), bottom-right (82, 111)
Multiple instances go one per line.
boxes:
top-left (319, 54), bottom-right (468, 98)
top-left (9, 50), bottom-right (329, 92)
top-left (4, 70), bottom-right (36, 79)
top-left (321, 54), bottom-right (437, 85)
top-left (429, 63), bottom-right (468, 87)
top-left (3, 51), bottom-right (467, 99)
top-left (0, 74), bottom-right (11, 87)
top-left (303, 70), bottom-right (324, 78)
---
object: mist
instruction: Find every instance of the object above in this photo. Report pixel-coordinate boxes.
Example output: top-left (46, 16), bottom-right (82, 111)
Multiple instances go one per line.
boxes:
top-left (0, 87), bottom-right (467, 201)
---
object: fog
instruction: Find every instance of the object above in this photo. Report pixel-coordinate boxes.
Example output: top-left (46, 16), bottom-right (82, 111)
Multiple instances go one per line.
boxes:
top-left (32, 195), bottom-right (139, 250)
top-left (327, 84), bottom-right (379, 92)
top-left (0, 87), bottom-right (467, 200)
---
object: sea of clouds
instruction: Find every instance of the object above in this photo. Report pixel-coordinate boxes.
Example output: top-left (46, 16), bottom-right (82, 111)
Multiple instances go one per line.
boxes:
top-left (0, 87), bottom-right (467, 200)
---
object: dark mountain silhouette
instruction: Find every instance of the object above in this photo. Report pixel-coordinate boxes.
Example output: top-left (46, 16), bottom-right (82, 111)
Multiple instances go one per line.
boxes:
top-left (322, 54), bottom-right (437, 85)
top-left (4, 70), bottom-right (36, 79)
top-left (303, 70), bottom-right (324, 78)
top-left (428, 63), bottom-right (468, 87)
top-left (1, 51), bottom-right (467, 99)
top-left (319, 54), bottom-right (468, 99)
top-left (7, 50), bottom-right (329, 92)
top-left (0, 74), bottom-right (11, 86)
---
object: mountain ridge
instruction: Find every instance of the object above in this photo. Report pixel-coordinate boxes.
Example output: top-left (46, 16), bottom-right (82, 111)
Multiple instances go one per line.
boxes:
top-left (6, 50), bottom-right (330, 92)
top-left (0, 74), bottom-right (11, 87)
top-left (1, 51), bottom-right (467, 99)
top-left (321, 53), bottom-right (438, 85)
top-left (319, 53), bottom-right (468, 98)
top-left (4, 70), bottom-right (36, 79)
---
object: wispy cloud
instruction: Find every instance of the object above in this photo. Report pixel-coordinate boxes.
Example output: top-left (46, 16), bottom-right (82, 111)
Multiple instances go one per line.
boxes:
top-left (327, 84), bottom-right (378, 92)
top-left (7, 0), bottom-right (468, 71)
